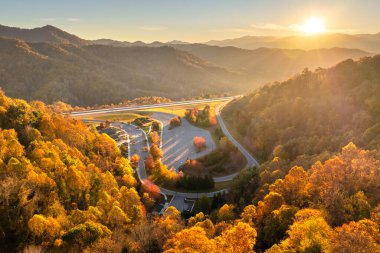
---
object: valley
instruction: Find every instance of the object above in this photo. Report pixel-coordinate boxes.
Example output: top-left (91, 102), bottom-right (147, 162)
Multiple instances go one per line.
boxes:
top-left (0, 2), bottom-right (379, 251)
top-left (0, 24), bottom-right (374, 106)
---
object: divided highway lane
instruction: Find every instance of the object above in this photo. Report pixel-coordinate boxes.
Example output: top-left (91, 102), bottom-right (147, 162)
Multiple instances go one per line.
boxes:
top-left (68, 97), bottom-right (237, 117)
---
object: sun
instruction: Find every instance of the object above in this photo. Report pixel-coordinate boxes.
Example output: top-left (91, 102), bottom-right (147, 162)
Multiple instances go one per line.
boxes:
top-left (301, 17), bottom-right (326, 35)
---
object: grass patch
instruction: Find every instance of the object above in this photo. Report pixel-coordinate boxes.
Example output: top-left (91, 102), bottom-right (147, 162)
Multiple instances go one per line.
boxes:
top-left (143, 101), bottom-right (222, 117)
top-left (77, 111), bottom-right (152, 123)
top-left (213, 180), bottom-right (233, 191)
top-left (153, 179), bottom-right (232, 194)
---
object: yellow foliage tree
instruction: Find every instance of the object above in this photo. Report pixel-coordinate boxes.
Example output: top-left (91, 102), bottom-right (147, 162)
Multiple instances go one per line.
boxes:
top-left (215, 222), bottom-right (257, 253)
top-left (217, 204), bottom-right (235, 222)
top-left (163, 227), bottom-right (216, 253)
top-left (278, 211), bottom-right (333, 253)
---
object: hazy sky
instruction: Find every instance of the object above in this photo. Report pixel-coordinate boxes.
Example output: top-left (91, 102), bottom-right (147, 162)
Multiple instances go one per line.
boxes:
top-left (1, 0), bottom-right (379, 42)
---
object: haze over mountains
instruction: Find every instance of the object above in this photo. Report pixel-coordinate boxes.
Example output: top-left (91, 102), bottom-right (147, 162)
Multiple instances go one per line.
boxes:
top-left (0, 37), bottom-right (236, 106)
top-left (166, 44), bottom-right (371, 83)
top-left (206, 33), bottom-right (380, 52)
top-left (0, 24), bottom-right (376, 105)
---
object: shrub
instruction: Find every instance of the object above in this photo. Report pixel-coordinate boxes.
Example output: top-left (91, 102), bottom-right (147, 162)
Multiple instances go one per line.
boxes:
top-left (193, 136), bottom-right (206, 152)
top-left (169, 116), bottom-right (182, 129)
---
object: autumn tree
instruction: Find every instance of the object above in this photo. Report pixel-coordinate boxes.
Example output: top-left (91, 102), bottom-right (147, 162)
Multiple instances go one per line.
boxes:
top-left (141, 179), bottom-right (161, 208)
top-left (331, 219), bottom-right (380, 253)
top-left (195, 219), bottom-right (216, 238)
top-left (276, 209), bottom-right (333, 253)
top-left (150, 144), bottom-right (162, 161)
top-left (193, 136), bottom-right (206, 152)
top-left (269, 166), bottom-right (310, 207)
top-left (131, 153), bottom-right (140, 165)
top-left (216, 222), bottom-right (257, 253)
top-left (256, 192), bottom-right (285, 223)
top-left (62, 221), bottom-right (111, 247)
top-left (241, 205), bottom-right (257, 225)
top-left (169, 116), bottom-right (182, 129)
top-left (0, 92), bottom-right (145, 250)
top-left (217, 204), bottom-right (236, 222)
top-left (149, 131), bottom-right (160, 146)
top-left (309, 143), bottom-right (379, 226)
top-left (262, 205), bottom-right (297, 248)
top-left (163, 227), bottom-right (216, 252)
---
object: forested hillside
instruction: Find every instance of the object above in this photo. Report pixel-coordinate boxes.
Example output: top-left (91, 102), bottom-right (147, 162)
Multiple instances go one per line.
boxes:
top-left (224, 55), bottom-right (380, 167)
top-left (221, 55), bottom-right (380, 252)
top-left (0, 37), bottom-right (237, 106)
top-left (0, 25), bottom-right (374, 107)
top-left (170, 44), bottom-right (372, 83)
top-left (1, 24), bottom-right (380, 253)
top-left (0, 70), bottom-right (379, 252)
top-left (0, 91), bottom-right (143, 251)
top-left (0, 24), bottom-right (90, 46)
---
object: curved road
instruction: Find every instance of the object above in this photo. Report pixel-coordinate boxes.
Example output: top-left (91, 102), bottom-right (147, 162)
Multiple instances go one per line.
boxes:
top-left (118, 122), bottom-right (229, 198)
top-left (73, 97), bottom-right (259, 198)
top-left (132, 99), bottom-right (259, 198)
top-left (213, 101), bottom-right (259, 182)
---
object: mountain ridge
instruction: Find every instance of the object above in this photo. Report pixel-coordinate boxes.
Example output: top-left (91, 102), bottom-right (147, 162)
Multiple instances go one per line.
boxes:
top-left (0, 36), bottom-right (239, 106)
top-left (0, 24), bottom-right (375, 106)
top-left (206, 33), bottom-right (380, 52)
top-left (2, 24), bottom-right (380, 52)
top-left (0, 24), bottom-right (90, 46)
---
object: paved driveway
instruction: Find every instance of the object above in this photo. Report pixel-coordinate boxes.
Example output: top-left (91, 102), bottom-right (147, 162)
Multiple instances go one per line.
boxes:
top-left (119, 123), bottom-right (150, 180)
top-left (151, 112), bottom-right (216, 171)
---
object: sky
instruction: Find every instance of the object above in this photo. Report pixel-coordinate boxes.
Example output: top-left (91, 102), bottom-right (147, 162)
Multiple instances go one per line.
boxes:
top-left (1, 0), bottom-right (379, 42)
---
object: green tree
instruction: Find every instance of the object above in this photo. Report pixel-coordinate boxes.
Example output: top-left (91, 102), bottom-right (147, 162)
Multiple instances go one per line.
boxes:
top-left (193, 195), bottom-right (212, 214)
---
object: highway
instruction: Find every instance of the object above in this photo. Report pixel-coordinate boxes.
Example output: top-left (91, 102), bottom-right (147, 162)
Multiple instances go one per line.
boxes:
top-left (68, 96), bottom-right (236, 117)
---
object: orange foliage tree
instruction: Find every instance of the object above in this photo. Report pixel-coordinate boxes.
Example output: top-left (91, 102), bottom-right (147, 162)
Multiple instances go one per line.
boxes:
top-left (193, 136), bottom-right (206, 152)
top-left (169, 116), bottom-right (182, 129)
top-left (141, 179), bottom-right (161, 199)
top-left (131, 154), bottom-right (140, 165)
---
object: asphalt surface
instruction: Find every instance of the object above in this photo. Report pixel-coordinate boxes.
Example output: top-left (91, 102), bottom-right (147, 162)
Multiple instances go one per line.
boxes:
top-left (212, 102), bottom-right (259, 182)
top-left (68, 97), bottom-right (237, 117)
top-left (118, 121), bottom-right (228, 199)
top-left (72, 97), bottom-right (259, 205)
top-left (119, 123), bottom-right (150, 180)
top-left (151, 112), bottom-right (216, 171)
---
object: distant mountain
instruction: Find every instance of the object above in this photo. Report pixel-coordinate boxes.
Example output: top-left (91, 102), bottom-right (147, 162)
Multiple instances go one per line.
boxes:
top-left (93, 38), bottom-right (189, 47)
top-left (0, 24), bottom-right (374, 106)
top-left (0, 24), bottom-right (90, 46)
top-left (167, 40), bottom-right (190, 45)
top-left (168, 44), bottom-right (372, 84)
top-left (0, 37), bottom-right (238, 106)
top-left (91, 39), bottom-right (372, 85)
top-left (92, 39), bottom-right (140, 47)
top-left (206, 33), bottom-right (380, 52)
